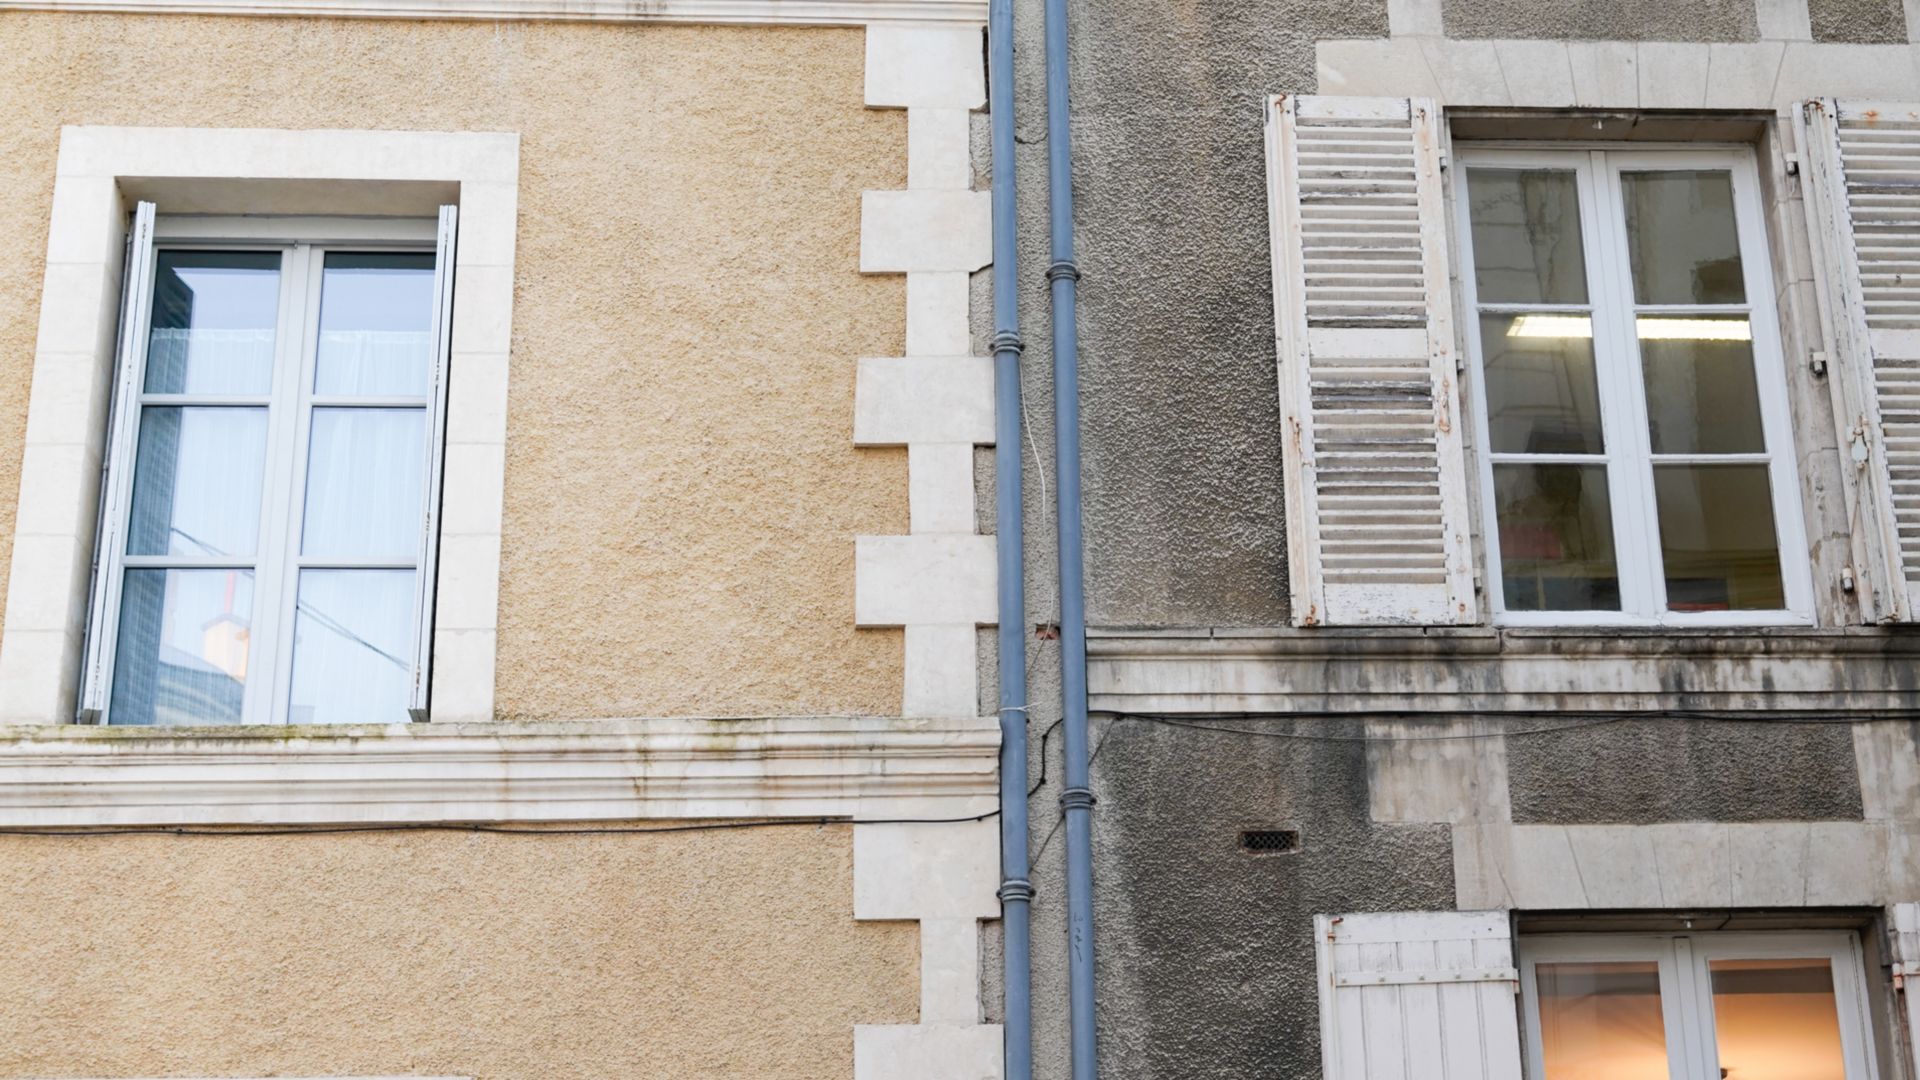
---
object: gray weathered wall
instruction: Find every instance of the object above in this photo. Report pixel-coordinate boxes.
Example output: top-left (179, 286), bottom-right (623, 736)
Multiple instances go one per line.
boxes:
top-left (988, 0), bottom-right (1918, 1076)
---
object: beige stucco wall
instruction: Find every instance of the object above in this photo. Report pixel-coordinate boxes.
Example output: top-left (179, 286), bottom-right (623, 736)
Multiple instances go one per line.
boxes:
top-left (0, 12), bottom-right (909, 720)
top-left (0, 824), bottom-right (918, 1078)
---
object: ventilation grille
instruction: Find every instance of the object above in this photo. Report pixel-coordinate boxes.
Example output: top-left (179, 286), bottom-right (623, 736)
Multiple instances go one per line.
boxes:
top-left (1240, 829), bottom-right (1301, 854)
top-left (1293, 109), bottom-right (1427, 329)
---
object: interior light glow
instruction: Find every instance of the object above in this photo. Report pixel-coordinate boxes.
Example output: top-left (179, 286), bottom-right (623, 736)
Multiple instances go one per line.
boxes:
top-left (1635, 317), bottom-right (1752, 341)
top-left (1503, 315), bottom-right (1753, 341)
top-left (1505, 315), bottom-right (1593, 338)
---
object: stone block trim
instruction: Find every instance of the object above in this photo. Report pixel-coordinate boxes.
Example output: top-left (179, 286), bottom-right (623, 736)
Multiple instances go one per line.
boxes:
top-left (856, 24), bottom-right (996, 722)
top-left (853, 23), bottom-right (1002, 1080)
top-left (854, 818), bottom-right (1003, 1079)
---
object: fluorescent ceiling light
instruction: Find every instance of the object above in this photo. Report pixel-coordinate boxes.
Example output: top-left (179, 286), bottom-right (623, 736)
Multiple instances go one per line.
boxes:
top-left (1506, 315), bottom-right (1592, 338)
top-left (1504, 314), bottom-right (1752, 341)
top-left (1635, 317), bottom-right (1751, 341)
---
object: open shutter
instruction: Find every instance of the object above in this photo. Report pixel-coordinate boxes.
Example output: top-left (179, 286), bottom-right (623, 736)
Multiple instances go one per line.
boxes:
top-left (1802, 99), bottom-right (1920, 623)
top-left (1892, 902), bottom-right (1920, 1077)
top-left (1314, 910), bottom-right (1523, 1080)
top-left (1265, 96), bottom-right (1476, 627)
top-left (406, 204), bottom-right (458, 721)
top-left (77, 200), bottom-right (158, 722)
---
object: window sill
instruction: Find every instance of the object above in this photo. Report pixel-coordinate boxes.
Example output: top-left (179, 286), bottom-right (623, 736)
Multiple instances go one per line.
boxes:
top-left (1086, 625), bottom-right (1920, 715)
top-left (0, 716), bottom-right (999, 828)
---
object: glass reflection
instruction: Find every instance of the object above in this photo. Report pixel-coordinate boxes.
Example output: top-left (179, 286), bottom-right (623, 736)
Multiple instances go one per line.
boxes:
top-left (1495, 463), bottom-right (1621, 612)
top-left (1709, 958), bottom-right (1846, 1080)
top-left (287, 569), bottom-right (414, 725)
top-left (1467, 168), bottom-right (1589, 305)
top-left (145, 251), bottom-right (281, 395)
top-left (300, 408), bottom-right (427, 559)
top-left (1483, 313), bottom-right (1605, 454)
top-left (109, 568), bottom-right (253, 726)
top-left (314, 253), bottom-right (437, 397)
top-left (127, 407), bottom-right (269, 558)
top-left (1640, 316), bottom-right (1765, 454)
top-left (1537, 961), bottom-right (1670, 1080)
top-left (1653, 464), bottom-right (1786, 611)
top-left (1623, 170), bottom-right (1746, 305)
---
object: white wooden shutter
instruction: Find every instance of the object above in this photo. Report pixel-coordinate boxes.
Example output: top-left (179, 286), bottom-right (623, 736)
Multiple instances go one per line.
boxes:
top-left (1801, 99), bottom-right (1920, 623)
top-left (77, 200), bottom-right (158, 722)
top-left (1265, 96), bottom-right (1476, 627)
top-left (406, 204), bottom-right (458, 721)
top-left (1314, 910), bottom-right (1523, 1080)
top-left (1892, 902), bottom-right (1920, 1078)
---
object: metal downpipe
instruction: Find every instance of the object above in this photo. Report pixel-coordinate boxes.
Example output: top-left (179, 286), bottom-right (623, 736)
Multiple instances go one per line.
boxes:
top-left (986, 0), bottom-right (1034, 1078)
top-left (1041, 0), bottom-right (1095, 1071)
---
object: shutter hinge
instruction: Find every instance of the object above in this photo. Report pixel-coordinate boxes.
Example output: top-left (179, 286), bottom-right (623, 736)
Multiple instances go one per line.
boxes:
top-left (1784, 152), bottom-right (1803, 177)
top-left (1850, 423), bottom-right (1873, 467)
top-left (1810, 349), bottom-right (1828, 377)
top-left (1842, 565), bottom-right (1858, 594)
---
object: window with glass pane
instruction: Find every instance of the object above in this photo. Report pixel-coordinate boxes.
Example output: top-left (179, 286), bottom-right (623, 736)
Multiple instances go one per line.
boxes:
top-left (1521, 933), bottom-right (1874, 1080)
top-left (95, 232), bottom-right (444, 725)
top-left (1459, 149), bottom-right (1806, 623)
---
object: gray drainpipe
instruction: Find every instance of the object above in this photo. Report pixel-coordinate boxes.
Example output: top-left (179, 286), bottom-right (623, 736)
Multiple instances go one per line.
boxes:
top-left (1040, 0), bottom-right (1096, 1070)
top-left (986, 1), bottom-right (1034, 1078)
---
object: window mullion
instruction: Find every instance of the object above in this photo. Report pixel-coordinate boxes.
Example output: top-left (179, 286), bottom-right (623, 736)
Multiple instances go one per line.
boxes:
top-left (1590, 150), bottom-right (1666, 619)
top-left (242, 243), bottom-right (314, 726)
top-left (1668, 936), bottom-right (1719, 1080)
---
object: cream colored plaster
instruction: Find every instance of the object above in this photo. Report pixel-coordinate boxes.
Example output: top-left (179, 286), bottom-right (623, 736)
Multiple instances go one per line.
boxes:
top-left (0, 825), bottom-right (919, 1079)
top-left (0, 12), bottom-right (908, 719)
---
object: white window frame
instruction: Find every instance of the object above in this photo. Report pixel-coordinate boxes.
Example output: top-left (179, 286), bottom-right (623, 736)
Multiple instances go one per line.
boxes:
top-left (1518, 931), bottom-right (1880, 1080)
top-left (1453, 144), bottom-right (1815, 628)
top-left (83, 214), bottom-right (447, 727)
top-left (0, 127), bottom-right (518, 727)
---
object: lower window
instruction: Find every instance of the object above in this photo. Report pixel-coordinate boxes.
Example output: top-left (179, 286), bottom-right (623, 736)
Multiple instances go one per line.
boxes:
top-left (1520, 931), bottom-right (1878, 1080)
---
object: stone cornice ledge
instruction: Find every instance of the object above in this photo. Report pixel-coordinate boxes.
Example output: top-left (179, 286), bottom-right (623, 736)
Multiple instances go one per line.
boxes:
top-left (1089, 626), bottom-right (1920, 715)
top-left (0, 716), bottom-right (999, 828)
top-left (0, 0), bottom-right (986, 26)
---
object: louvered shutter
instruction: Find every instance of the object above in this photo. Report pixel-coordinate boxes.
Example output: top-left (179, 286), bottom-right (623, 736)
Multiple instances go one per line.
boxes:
top-left (1802, 99), bottom-right (1920, 623)
top-left (1891, 902), bottom-right (1920, 1075)
top-left (1314, 911), bottom-right (1523, 1080)
top-left (1265, 96), bottom-right (1476, 627)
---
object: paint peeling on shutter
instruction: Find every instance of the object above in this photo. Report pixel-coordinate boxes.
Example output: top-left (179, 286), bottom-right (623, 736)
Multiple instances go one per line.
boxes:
top-left (1265, 96), bottom-right (1477, 627)
top-left (1314, 911), bottom-right (1524, 1080)
top-left (1802, 99), bottom-right (1920, 623)
top-left (1890, 902), bottom-right (1920, 1074)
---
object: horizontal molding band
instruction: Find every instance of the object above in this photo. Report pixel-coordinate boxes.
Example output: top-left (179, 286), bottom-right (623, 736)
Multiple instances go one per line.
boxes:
top-left (0, 716), bottom-right (1000, 827)
top-left (0, 0), bottom-right (987, 26)
top-left (1088, 627), bottom-right (1920, 715)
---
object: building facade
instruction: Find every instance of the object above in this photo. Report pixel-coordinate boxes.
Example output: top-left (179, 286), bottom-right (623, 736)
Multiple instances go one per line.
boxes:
top-left (0, 5), bottom-right (1003, 1079)
top-left (1001, 0), bottom-right (1920, 1078)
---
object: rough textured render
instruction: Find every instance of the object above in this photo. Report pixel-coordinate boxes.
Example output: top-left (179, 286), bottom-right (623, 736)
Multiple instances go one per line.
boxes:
top-left (1809, 0), bottom-right (1909, 40)
top-left (0, 827), bottom-right (918, 1079)
top-left (0, 13), bottom-right (909, 720)
top-left (1441, 0), bottom-right (1760, 40)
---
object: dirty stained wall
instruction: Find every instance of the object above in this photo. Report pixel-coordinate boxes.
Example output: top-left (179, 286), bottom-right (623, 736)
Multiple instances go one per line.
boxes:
top-left (997, 0), bottom-right (1920, 1076)
top-left (0, 825), bottom-right (919, 1079)
top-left (0, 12), bottom-right (908, 720)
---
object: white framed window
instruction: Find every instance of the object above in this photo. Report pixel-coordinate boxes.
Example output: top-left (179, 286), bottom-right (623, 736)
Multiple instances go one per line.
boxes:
top-left (1453, 146), bottom-right (1814, 627)
top-left (81, 207), bottom-right (457, 726)
top-left (1519, 931), bottom-right (1880, 1080)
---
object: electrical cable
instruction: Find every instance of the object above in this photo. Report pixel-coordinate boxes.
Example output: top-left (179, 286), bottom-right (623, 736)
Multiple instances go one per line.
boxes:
top-left (0, 810), bottom-right (998, 839)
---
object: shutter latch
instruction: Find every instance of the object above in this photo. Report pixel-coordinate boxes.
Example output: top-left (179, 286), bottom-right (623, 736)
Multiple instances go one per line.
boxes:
top-left (1810, 349), bottom-right (1828, 377)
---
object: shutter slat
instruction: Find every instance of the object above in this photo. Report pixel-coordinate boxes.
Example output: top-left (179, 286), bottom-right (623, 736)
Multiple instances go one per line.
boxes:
top-left (1315, 912), bottom-right (1524, 1080)
top-left (1268, 95), bottom-right (1476, 626)
top-left (1803, 98), bottom-right (1920, 621)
